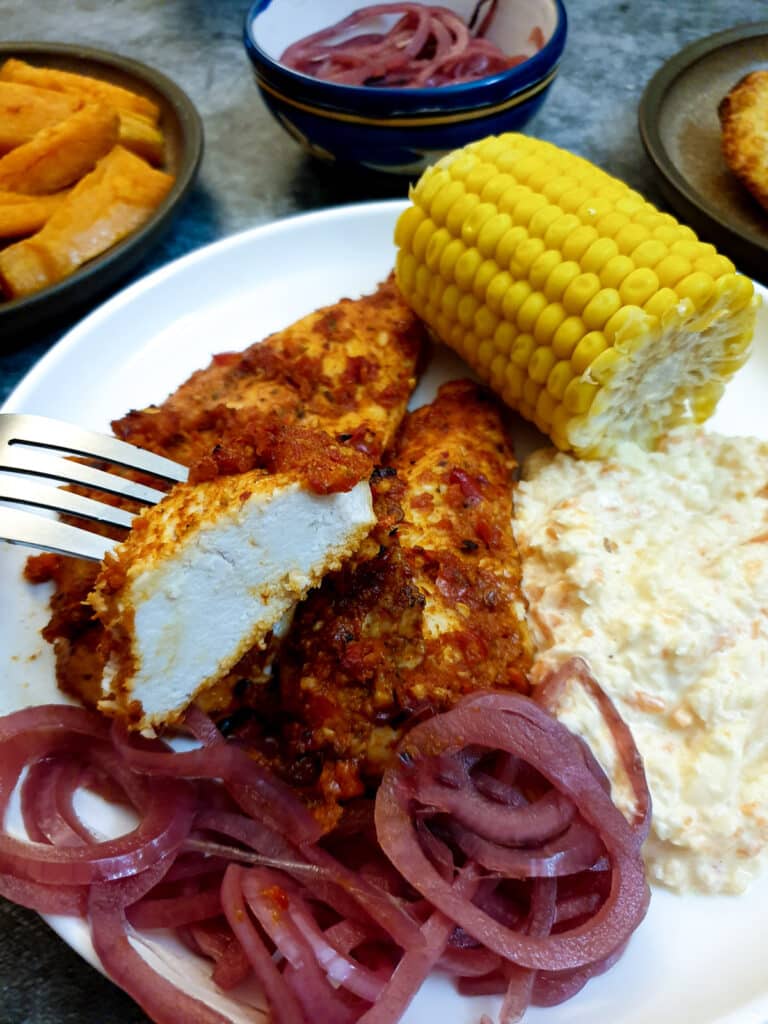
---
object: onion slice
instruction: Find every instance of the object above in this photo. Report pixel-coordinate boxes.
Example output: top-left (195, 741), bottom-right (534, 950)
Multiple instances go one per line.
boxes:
top-left (375, 691), bottom-right (650, 972)
top-left (279, 3), bottom-right (541, 88)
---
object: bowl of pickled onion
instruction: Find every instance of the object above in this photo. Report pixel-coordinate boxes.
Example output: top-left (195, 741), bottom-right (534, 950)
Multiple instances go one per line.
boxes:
top-left (244, 0), bottom-right (567, 175)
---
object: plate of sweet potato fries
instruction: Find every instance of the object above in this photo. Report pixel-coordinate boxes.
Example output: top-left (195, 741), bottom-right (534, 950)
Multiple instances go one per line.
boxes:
top-left (0, 42), bottom-right (203, 338)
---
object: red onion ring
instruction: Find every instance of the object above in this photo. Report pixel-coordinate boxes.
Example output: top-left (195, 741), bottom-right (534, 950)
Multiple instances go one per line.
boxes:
top-left (279, 3), bottom-right (539, 88)
top-left (0, 686), bottom-right (648, 1024)
top-left (375, 692), bottom-right (650, 972)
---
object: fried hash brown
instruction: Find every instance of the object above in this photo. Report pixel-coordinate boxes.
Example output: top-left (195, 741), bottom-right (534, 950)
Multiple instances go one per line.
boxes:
top-left (719, 70), bottom-right (768, 212)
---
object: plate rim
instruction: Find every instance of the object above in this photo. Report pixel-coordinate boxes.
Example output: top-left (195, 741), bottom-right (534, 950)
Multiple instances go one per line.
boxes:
top-left (0, 39), bottom-right (204, 335)
top-left (638, 21), bottom-right (768, 260)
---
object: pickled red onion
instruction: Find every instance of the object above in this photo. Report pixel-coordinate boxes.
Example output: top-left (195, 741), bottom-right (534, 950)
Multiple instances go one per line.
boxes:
top-left (279, 4), bottom-right (541, 88)
top-left (0, 675), bottom-right (648, 1024)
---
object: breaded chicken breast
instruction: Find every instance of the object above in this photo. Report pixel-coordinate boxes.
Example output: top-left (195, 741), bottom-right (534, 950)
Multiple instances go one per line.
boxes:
top-left (269, 380), bottom-right (533, 820)
top-left (26, 278), bottom-right (426, 712)
top-left (90, 426), bottom-right (376, 732)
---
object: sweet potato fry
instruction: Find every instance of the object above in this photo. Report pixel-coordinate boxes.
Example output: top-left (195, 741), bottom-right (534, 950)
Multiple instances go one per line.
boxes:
top-left (118, 111), bottom-right (165, 164)
top-left (0, 59), bottom-right (160, 122)
top-left (0, 192), bottom-right (68, 237)
top-left (0, 145), bottom-right (173, 298)
top-left (0, 81), bottom-right (83, 154)
top-left (0, 102), bottom-right (119, 194)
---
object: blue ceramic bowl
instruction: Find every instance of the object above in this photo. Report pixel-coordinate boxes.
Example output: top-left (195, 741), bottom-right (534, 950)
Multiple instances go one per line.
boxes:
top-left (244, 0), bottom-right (567, 175)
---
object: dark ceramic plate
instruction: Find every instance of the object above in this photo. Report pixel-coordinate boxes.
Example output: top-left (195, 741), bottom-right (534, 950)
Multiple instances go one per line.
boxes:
top-left (639, 23), bottom-right (768, 285)
top-left (0, 42), bottom-right (203, 342)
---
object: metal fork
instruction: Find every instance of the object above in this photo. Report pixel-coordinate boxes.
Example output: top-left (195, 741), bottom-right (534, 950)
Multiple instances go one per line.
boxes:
top-left (0, 413), bottom-right (188, 562)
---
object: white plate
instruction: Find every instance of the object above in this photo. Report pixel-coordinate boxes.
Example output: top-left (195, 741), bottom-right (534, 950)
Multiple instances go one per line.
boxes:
top-left (2, 200), bottom-right (768, 1024)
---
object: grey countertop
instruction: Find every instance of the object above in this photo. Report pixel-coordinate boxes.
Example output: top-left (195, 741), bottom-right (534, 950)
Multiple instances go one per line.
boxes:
top-left (0, 1), bottom-right (763, 1021)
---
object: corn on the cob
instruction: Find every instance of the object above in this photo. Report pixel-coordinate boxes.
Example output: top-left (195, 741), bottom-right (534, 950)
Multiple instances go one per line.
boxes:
top-left (394, 133), bottom-right (759, 456)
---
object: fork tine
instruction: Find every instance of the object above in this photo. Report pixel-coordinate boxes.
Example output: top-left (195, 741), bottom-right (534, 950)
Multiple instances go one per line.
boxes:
top-left (0, 506), bottom-right (116, 562)
top-left (1, 446), bottom-right (168, 505)
top-left (0, 476), bottom-right (135, 529)
top-left (0, 414), bottom-right (188, 483)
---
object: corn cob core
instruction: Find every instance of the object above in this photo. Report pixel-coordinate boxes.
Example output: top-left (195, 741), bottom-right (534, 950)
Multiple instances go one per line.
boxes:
top-left (394, 133), bottom-right (759, 456)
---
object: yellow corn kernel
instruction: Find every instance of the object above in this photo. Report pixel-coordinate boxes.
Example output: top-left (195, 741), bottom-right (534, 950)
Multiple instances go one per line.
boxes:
top-left (544, 212), bottom-right (581, 251)
top-left (512, 236), bottom-right (546, 275)
top-left (398, 251), bottom-right (417, 293)
top-left (600, 253), bottom-right (634, 289)
top-left (476, 337), bottom-right (495, 369)
top-left (475, 304), bottom-right (498, 339)
top-left (510, 332), bottom-right (535, 368)
top-left (603, 304), bottom-right (643, 343)
top-left (535, 388), bottom-right (558, 427)
top-left (489, 353), bottom-right (507, 390)
top-left (571, 330), bottom-right (608, 374)
top-left (445, 192), bottom-right (480, 237)
top-left (544, 260), bottom-right (581, 301)
top-left (582, 288), bottom-right (621, 330)
top-left (473, 259), bottom-right (499, 302)
top-left (674, 271), bottom-right (715, 307)
top-left (442, 152), bottom-right (477, 181)
top-left (533, 302), bottom-right (566, 345)
top-left (513, 192), bottom-right (548, 227)
top-left (429, 178), bottom-right (465, 224)
top-left (562, 272), bottom-right (601, 315)
top-left (580, 237), bottom-right (618, 275)
top-left (716, 273), bottom-right (754, 311)
top-left (486, 269), bottom-right (514, 313)
top-left (415, 263), bottom-right (431, 299)
top-left (596, 211), bottom-right (630, 238)
top-left (655, 253), bottom-right (692, 288)
top-left (561, 224), bottom-right (599, 262)
top-left (416, 167), bottom-right (450, 208)
top-left (493, 319), bottom-right (516, 355)
top-left (395, 204), bottom-right (425, 249)
top-left (497, 183), bottom-right (531, 215)
top-left (563, 375), bottom-right (599, 414)
top-left (495, 224), bottom-right (528, 268)
top-left (476, 212), bottom-right (512, 258)
top-left (480, 171), bottom-right (515, 205)
top-left (424, 226), bottom-right (451, 271)
top-left (547, 359), bottom-right (574, 400)
top-left (395, 132), bottom-right (758, 456)
top-left (439, 282), bottom-right (461, 319)
top-left (552, 316), bottom-right (586, 359)
top-left (630, 239), bottom-right (668, 269)
top-left (529, 250), bottom-right (563, 291)
top-left (529, 345), bottom-right (557, 383)
top-left (690, 382), bottom-right (726, 422)
top-left (587, 347), bottom-right (622, 385)
top-left (466, 162), bottom-right (502, 195)
top-left (457, 292), bottom-right (479, 328)
top-left (454, 248), bottom-right (482, 290)
top-left (504, 362), bottom-right (525, 401)
top-left (517, 291), bottom-right (548, 333)
top-left (619, 267), bottom-right (660, 307)
top-left (642, 287), bottom-right (679, 321)
top-left (529, 204), bottom-right (563, 238)
top-left (614, 222), bottom-right (651, 254)
top-left (501, 280), bottom-right (533, 321)
top-left (694, 253), bottom-right (734, 278)
top-left (460, 201), bottom-right (497, 246)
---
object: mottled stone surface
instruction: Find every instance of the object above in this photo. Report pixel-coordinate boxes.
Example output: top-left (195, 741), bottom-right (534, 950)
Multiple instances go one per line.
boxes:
top-left (0, 1), bottom-right (762, 1021)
